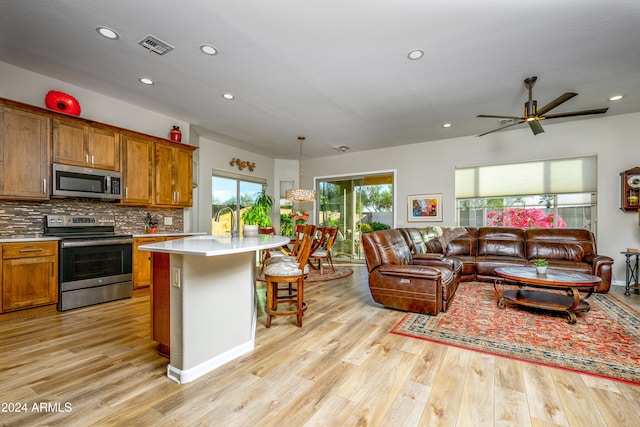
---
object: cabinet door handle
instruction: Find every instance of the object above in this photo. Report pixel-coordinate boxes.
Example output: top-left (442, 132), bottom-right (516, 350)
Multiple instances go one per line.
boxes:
top-left (86, 154), bottom-right (89, 164)
top-left (91, 155), bottom-right (95, 165)
top-left (125, 187), bottom-right (129, 199)
top-left (43, 179), bottom-right (47, 194)
top-left (19, 248), bottom-right (43, 253)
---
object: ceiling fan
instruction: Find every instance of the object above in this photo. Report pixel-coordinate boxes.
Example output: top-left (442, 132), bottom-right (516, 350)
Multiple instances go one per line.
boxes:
top-left (477, 76), bottom-right (608, 136)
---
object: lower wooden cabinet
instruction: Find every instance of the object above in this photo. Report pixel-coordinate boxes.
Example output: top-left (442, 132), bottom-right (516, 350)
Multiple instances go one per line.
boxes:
top-left (133, 236), bottom-right (167, 289)
top-left (2, 241), bottom-right (58, 313)
top-left (134, 235), bottom-right (188, 289)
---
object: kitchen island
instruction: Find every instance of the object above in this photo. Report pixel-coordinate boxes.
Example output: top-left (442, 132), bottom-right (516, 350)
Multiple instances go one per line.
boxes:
top-left (138, 234), bottom-right (290, 384)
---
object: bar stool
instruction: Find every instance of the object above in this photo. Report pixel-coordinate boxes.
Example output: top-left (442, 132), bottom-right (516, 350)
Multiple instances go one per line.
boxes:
top-left (263, 232), bottom-right (313, 327)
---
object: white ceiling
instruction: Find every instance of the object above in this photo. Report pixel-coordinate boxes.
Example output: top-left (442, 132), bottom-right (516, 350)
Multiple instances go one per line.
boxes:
top-left (1, 0), bottom-right (639, 159)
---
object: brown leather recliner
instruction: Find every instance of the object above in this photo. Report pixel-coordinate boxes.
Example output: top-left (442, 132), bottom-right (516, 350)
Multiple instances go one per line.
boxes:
top-left (362, 229), bottom-right (460, 315)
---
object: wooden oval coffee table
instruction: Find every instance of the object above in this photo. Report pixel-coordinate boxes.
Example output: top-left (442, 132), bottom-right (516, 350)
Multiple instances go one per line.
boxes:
top-left (494, 266), bottom-right (601, 324)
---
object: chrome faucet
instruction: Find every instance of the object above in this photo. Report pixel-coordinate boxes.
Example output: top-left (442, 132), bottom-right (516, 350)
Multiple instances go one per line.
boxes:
top-left (214, 206), bottom-right (239, 237)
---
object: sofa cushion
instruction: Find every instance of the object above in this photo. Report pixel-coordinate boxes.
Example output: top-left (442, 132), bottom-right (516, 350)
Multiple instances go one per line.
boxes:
top-left (445, 227), bottom-right (478, 257)
top-left (362, 229), bottom-right (413, 272)
top-left (476, 256), bottom-right (528, 277)
top-left (477, 227), bottom-right (526, 258)
top-left (525, 228), bottom-right (594, 262)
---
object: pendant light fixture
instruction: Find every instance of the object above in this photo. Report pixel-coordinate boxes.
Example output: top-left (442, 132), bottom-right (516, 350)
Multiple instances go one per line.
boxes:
top-left (285, 136), bottom-right (316, 202)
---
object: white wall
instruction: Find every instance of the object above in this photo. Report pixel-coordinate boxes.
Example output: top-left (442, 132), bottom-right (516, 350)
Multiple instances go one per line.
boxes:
top-left (305, 113), bottom-right (640, 284)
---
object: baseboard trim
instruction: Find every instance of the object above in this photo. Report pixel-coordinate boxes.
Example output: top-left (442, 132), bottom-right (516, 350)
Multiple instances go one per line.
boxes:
top-left (167, 338), bottom-right (255, 384)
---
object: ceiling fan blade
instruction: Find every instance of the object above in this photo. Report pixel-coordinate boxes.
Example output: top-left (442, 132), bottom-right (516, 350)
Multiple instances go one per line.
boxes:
top-left (477, 114), bottom-right (523, 120)
top-left (542, 108), bottom-right (609, 119)
top-left (528, 120), bottom-right (545, 135)
top-left (535, 92), bottom-right (578, 116)
top-left (477, 121), bottom-right (524, 137)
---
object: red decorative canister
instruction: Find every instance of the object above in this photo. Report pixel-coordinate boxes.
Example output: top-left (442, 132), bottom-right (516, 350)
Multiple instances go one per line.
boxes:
top-left (169, 126), bottom-right (182, 142)
top-left (45, 90), bottom-right (81, 116)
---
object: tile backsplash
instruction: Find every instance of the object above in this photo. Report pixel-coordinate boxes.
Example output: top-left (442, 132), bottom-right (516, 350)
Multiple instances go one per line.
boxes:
top-left (0, 199), bottom-right (184, 238)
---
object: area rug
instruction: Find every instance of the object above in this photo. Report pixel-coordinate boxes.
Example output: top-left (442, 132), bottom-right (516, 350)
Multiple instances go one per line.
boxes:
top-left (391, 282), bottom-right (640, 385)
top-left (256, 265), bottom-right (353, 283)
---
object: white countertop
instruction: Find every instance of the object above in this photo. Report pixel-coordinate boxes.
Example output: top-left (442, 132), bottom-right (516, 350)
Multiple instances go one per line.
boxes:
top-left (138, 234), bottom-right (290, 256)
top-left (0, 236), bottom-right (60, 243)
top-left (132, 232), bottom-right (207, 238)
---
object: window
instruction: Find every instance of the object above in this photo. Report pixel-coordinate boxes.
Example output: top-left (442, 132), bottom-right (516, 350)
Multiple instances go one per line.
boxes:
top-left (455, 156), bottom-right (597, 232)
top-left (212, 171), bottom-right (266, 236)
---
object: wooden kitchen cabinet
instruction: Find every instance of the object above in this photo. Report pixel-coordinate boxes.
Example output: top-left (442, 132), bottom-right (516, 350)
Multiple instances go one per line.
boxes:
top-left (133, 236), bottom-right (166, 288)
top-left (154, 141), bottom-right (194, 207)
top-left (2, 241), bottom-right (58, 312)
top-left (53, 117), bottom-right (121, 171)
top-left (121, 135), bottom-right (154, 205)
top-left (0, 105), bottom-right (50, 200)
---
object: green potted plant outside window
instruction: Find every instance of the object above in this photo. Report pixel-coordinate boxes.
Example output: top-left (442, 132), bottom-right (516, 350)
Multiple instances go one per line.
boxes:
top-left (241, 188), bottom-right (274, 236)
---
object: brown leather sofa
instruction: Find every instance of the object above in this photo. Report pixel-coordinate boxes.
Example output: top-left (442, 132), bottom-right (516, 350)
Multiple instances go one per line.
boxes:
top-left (361, 229), bottom-right (461, 314)
top-left (401, 226), bottom-right (613, 293)
top-left (362, 226), bottom-right (613, 315)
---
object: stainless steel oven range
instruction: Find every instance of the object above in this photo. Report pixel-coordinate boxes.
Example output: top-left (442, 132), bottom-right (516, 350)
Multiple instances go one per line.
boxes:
top-left (44, 214), bottom-right (133, 311)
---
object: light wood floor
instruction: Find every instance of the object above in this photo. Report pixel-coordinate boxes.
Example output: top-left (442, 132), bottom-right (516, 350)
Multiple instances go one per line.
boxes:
top-left (1, 265), bottom-right (639, 426)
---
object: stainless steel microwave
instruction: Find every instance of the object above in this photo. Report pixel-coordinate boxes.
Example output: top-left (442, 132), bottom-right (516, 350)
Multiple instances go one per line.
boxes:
top-left (51, 163), bottom-right (122, 201)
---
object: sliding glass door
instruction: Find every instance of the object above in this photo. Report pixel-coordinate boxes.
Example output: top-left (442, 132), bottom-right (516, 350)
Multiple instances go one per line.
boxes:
top-left (317, 172), bottom-right (394, 260)
top-left (212, 175), bottom-right (265, 236)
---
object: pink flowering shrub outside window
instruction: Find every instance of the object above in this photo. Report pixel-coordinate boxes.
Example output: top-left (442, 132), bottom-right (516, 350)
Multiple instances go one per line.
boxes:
top-left (486, 208), bottom-right (566, 229)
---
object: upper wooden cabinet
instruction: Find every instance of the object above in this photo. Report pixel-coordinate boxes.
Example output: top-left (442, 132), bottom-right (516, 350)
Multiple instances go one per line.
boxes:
top-left (0, 97), bottom-right (197, 205)
top-left (0, 105), bottom-right (50, 200)
top-left (53, 118), bottom-right (121, 171)
top-left (121, 134), bottom-right (154, 206)
top-left (154, 142), bottom-right (195, 207)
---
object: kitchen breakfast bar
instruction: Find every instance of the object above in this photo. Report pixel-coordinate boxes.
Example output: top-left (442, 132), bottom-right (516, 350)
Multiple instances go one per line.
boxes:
top-left (139, 234), bottom-right (290, 384)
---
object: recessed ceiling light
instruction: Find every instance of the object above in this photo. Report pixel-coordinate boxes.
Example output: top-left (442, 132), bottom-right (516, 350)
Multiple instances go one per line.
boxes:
top-left (139, 77), bottom-right (155, 85)
top-left (222, 93), bottom-right (235, 100)
top-left (407, 49), bottom-right (424, 60)
top-left (200, 44), bottom-right (218, 55)
top-left (96, 26), bottom-right (119, 40)
top-left (609, 95), bottom-right (624, 101)
top-left (442, 123), bottom-right (452, 128)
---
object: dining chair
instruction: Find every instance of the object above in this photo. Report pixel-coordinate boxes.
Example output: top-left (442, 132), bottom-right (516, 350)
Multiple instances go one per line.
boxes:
top-left (263, 230), bottom-right (313, 327)
top-left (309, 227), bottom-right (338, 274)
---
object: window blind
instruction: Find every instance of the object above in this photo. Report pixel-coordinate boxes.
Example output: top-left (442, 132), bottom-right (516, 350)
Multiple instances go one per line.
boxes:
top-left (455, 155), bottom-right (597, 198)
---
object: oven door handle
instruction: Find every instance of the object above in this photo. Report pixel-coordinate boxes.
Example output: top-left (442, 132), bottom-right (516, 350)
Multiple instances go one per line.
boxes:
top-left (61, 238), bottom-right (133, 248)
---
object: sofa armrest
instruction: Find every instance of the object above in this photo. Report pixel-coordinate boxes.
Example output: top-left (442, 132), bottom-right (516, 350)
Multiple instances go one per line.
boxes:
top-left (583, 253), bottom-right (613, 265)
top-left (377, 264), bottom-right (441, 279)
top-left (582, 254), bottom-right (614, 293)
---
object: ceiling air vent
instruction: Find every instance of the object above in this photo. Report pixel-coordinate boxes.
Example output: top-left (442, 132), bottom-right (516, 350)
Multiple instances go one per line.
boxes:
top-left (138, 35), bottom-right (174, 55)
top-left (333, 145), bottom-right (351, 152)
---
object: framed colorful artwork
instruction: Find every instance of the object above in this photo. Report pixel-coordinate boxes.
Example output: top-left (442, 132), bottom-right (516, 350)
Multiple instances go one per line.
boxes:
top-left (407, 193), bottom-right (442, 222)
